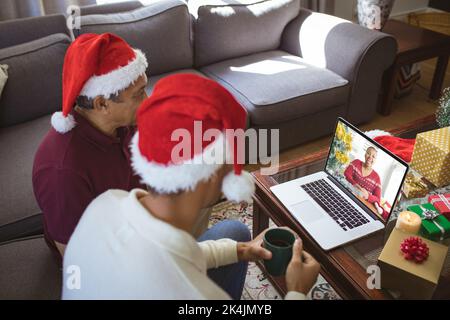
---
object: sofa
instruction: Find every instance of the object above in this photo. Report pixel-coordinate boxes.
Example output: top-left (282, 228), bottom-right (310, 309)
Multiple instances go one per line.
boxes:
top-left (0, 0), bottom-right (397, 299)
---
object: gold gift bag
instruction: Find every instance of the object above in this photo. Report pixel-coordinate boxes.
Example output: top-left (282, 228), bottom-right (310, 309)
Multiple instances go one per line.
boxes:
top-left (411, 127), bottom-right (450, 187)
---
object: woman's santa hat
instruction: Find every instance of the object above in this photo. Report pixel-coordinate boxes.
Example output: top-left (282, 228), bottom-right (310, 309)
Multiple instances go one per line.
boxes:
top-left (130, 74), bottom-right (255, 203)
top-left (51, 33), bottom-right (148, 133)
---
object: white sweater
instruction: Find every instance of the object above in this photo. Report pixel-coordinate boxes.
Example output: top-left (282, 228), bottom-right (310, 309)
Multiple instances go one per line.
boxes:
top-left (62, 189), bottom-right (305, 300)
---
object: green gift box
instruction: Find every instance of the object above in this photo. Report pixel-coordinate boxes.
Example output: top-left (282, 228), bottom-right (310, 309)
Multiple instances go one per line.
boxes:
top-left (407, 203), bottom-right (450, 242)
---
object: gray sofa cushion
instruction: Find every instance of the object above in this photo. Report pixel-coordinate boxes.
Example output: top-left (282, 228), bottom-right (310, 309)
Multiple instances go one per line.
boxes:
top-left (281, 9), bottom-right (397, 124)
top-left (0, 14), bottom-right (69, 49)
top-left (0, 115), bottom-right (51, 229)
top-left (0, 34), bottom-right (70, 128)
top-left (201, 50), bottom-right (350, 125)
top-left (145, 68), bottom-right (206, 95)
top-left (79, 0), bottom-right (193, 76)
top-left (253, 104), bottom-right (347, 152)
top-left (0, 236), bottom-right (61, 299)
top-left (190, 0), bottom-right (300, 67)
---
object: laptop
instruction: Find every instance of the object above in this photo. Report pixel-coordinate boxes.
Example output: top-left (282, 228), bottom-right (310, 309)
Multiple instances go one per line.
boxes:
top-left (270, 118), bottom-right (409, 250)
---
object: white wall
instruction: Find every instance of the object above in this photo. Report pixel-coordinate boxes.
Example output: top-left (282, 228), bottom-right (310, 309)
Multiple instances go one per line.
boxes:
top-left (334, 0), bottom-right (357, 21)
top-left (334, 0), bottom-right (430, 21)
top-left (391, 0), bottom-right (430, 16)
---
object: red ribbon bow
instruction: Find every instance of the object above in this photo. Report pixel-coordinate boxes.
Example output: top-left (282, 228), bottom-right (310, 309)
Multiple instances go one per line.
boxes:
top-left (400, 237), bottom-right (429, 264)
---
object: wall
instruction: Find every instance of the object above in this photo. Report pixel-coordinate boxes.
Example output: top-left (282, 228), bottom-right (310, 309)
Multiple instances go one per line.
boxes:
top-left (429, 0), bottom-right (450, 11)
top-left (391, 0), bottom-right (430, 16)
top-left (334, 0), bottom-right (430, 21)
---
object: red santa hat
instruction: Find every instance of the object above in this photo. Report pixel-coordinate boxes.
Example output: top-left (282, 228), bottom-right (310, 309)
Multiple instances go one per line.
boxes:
top-left (130, 73), bottom-right (255, 203)
top-left (51, 33), bottom-right (148, 133)
top-left (365, 130), bottom-right (415, 163)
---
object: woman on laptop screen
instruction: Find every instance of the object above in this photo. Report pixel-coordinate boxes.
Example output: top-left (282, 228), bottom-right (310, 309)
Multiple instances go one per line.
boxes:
top-left (344, 147), bottom-right (382, 206)
top-left (326, 119), bottom-right (409, 222)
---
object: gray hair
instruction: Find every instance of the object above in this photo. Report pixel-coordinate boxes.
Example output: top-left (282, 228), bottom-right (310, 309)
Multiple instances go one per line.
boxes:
top-left (76, 92), bottom-right (123, 109)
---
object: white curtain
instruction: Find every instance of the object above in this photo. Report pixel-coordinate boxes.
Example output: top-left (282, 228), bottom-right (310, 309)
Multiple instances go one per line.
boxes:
top-left (0, 0), bottom-right (96, 21)
top-left (0, 0), bottom-right (42, 21)
top-left (300, 0), bottom-right (335, 14)
top-left (42, 0), bottom-right (97, 14)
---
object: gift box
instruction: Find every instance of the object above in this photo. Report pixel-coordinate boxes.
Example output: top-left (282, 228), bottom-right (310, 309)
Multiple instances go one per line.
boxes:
top-left (402, 171), bottom-right (431, 199)
top-left (378, 229), bottom-right (448, 299)
top-left (428, 194), bottom-right (450, 219)
top-left (407, 203), bottom-right (450, 242)
top-left (410, 127), bottom-right (450, 187)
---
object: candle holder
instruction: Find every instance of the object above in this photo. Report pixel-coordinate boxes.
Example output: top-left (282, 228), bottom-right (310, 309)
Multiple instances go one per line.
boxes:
top-left (395, 211), bottom-right (422, 234)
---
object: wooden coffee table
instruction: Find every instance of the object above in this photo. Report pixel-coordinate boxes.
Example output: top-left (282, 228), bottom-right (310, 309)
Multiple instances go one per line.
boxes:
top-left (251, 115), bottom-right (450, 299)
top-left (379, 19), bottom-right (450, 116)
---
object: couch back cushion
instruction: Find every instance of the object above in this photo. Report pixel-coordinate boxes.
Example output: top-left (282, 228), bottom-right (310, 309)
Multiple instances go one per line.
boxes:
top-left (190, 0), bottom-right (300, 67)
top-left (0, 34), bottom-right (71, 128)
top-left (78, 0), bottom-right (193, 76)
top-left (0, 115), bottom-right (51, 229)
top-left (0, 14), bottom-right (70, 50)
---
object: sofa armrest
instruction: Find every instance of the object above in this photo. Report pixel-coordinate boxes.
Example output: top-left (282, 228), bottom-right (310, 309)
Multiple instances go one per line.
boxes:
top-left (281, 9), bottom-right (397, 123)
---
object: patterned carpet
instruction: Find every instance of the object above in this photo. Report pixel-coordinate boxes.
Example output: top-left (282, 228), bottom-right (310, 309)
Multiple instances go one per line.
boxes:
top-left (209, 200), bottom-right (342, 300)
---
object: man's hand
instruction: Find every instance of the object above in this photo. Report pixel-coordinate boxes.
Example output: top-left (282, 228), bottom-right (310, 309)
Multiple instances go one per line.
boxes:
top-left (237, 227), bottom-right (298, 262)
top-left (285, 238), bottom-right (320, 295)
top-left (237, 229), bottom-right (273, 262)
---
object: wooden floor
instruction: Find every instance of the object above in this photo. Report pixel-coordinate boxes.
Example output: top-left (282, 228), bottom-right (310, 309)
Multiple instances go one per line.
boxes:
top-left (246, 58), bottom-right (450, 172)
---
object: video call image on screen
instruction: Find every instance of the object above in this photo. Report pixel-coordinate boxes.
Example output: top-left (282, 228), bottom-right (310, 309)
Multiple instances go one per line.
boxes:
top-left (325, 121), bottom-right (408, 221)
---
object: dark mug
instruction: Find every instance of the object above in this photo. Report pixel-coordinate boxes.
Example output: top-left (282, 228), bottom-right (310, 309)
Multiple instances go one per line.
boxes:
top-left (263, 228), bottom-right (296, 276)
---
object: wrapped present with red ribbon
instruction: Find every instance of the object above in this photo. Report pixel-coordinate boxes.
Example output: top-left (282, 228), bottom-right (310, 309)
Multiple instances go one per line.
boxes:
top-left (428, 194), bottom-right (450, 219)
top-left (378, 229), bottom-right (449, 299)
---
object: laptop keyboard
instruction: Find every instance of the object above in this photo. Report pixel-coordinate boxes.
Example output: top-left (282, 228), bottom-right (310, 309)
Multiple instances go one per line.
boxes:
top-left (301, 179), bottom-right (370, 232)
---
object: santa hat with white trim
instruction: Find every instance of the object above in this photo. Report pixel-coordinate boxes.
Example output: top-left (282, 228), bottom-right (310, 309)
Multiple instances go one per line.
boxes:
top-left (51, 33), bottom-right (148, 133)
top-left (130, 73), bottom-right (255, 203)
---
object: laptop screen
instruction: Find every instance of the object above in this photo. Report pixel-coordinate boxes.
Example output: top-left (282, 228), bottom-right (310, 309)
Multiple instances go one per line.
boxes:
top-left (325, 119), bottom-right (409, 222)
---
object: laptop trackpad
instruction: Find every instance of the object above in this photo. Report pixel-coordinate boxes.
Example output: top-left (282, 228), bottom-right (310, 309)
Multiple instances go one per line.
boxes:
top-left (290, 201), bottom-right (326, 224)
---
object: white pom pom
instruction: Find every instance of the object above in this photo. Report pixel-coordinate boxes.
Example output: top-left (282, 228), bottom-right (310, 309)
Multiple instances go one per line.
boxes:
top-left (364, 129), bottom-right (392, 140)
top-left (222, 171), bottom-right (255, 203)
top-left (51, 112), bottom-right (76, 133)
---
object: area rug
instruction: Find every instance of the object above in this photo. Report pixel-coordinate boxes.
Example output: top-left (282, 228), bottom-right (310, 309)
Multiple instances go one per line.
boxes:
top-left (209, 200), bottom-right (342, 300)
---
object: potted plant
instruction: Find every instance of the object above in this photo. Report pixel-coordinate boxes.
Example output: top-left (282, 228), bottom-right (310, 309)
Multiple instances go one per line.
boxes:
top-left (357, 0), bottom-right (396, 30)
top-left (437, 87), bottom-right (450, 128)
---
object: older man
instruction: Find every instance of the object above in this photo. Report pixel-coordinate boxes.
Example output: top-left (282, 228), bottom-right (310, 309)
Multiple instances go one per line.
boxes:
top-left (32, 33), bottom-right (149, 262)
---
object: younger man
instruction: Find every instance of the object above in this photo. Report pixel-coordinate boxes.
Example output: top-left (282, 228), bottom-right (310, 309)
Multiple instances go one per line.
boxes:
top-left (63, 74), bottom-right (320, 299)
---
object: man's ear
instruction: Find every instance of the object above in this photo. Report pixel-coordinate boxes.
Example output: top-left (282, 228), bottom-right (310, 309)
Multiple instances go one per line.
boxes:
top-left (92, 96), bottom-right (109, 113)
